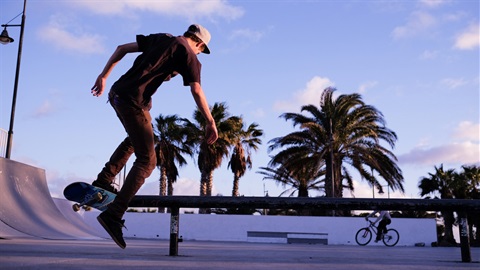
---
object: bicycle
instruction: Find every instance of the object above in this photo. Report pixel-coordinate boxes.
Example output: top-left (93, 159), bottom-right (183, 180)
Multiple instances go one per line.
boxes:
top-left (355, 219), bottom-right (400, 247)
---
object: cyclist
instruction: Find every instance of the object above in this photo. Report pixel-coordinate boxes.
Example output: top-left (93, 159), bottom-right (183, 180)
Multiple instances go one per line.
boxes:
top-left (366, 210), bottom-right (392, 242)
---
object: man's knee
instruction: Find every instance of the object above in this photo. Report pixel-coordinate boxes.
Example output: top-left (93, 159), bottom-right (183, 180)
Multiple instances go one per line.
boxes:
top-left (135, 152), bottom-right (156, 177)
top-left (144, 152), bottom-right (157, 174)
top-left (146, 155), bottom-right (156, 173)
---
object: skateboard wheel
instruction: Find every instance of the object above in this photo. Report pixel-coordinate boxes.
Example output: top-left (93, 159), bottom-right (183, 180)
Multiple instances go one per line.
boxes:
top-left (72, 204), bottom-right (81, 212)
top-left (95, 192), bottom-right (103, 201)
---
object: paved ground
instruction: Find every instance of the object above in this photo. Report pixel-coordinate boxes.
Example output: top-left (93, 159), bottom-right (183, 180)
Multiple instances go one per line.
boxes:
top-left (0, 238), bottom-right (479, 269)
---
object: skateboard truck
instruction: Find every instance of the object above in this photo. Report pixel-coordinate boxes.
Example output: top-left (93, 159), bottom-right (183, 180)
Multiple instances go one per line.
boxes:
top-left (72, 192), bottom-right (103, 212)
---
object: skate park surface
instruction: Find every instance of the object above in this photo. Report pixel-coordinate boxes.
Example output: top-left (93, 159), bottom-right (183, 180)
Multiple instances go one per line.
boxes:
top-left (1, 238), bottom-right (479, 270)
top-left (0, 157), bottom-right (479, 269)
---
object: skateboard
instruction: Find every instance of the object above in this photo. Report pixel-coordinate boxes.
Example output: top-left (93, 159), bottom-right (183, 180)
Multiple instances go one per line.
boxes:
top-left (63, 182), bottom-right (116, 212)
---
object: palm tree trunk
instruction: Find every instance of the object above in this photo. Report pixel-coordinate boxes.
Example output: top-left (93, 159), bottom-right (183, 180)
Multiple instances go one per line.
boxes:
top-left (335, 165), bottom-right (343, 198)
top-left (206, 170), bottom-right (214, 197)
top-left (167, 179), bottom-right (174, 196)
top-left (441, 210), bottom-right (456, 246)
top-left (325, 157), bottom-right (337, 216)
top-left (298, 186), bottom-right (309, 197)
top-left (325, 158), bottom-right (334, 198)
top-left (158, 168), bottom-right (167, 213)
top-left (232, 173), bottom-right (240, 197)
top-left (199, 170), bottom-right (211, 214)
top-left (200, 170), bottom-right (208, 196)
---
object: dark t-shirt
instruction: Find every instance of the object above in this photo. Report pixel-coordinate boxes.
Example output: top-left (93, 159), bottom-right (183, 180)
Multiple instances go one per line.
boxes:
top-left (111, 33), bottom-right (202, 109)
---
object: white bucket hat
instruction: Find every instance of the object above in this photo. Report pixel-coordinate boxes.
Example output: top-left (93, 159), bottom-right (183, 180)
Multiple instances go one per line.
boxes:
top-left (187, 24), bottom-right (211, 54)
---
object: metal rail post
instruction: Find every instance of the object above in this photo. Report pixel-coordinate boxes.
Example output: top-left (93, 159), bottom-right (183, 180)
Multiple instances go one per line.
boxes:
top-left (169, 207), bottom-right (180, 256)
top-left (458, 211), bottom-right (471, 262)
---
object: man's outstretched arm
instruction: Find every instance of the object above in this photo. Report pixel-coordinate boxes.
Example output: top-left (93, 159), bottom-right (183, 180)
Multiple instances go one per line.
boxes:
top-left (91, 42), bottom-right (139, 97)
top-left (190, 82), bottom-right (218, 145)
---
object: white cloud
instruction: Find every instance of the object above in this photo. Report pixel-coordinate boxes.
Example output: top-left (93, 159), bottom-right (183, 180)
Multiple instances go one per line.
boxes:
top-left (222, 27), bottom-right (272, 53)
top-left (442, 11), bottom-right (467, 22)
top-left (273, 76), bottom-right (335, 112)
top-left (173, 178), bottom-right (201, 196)
top-left (418, 0), bottom-right (449, 9)
top-left (358, 81), bottom-right (378, 94)
top-left (70, 0), bottom-right (244, 21)
top-left (392, 11), bottom-right (436, 40)
top-left (38, 15), bottom-right (106, 54)
top-left (440, 77), bottom-right (468, 89)
top-left (28, 89), bottom-right (65, 119)
top-left (419, 49), bottom-right (439, 60)
top-left (453, 23), bottom-right (480, 50)
top-left (399, 141), bottom-right (479, 166)
top-left (452, 121), bottom-right (480, 142)
top-left (31, 100), bottom-right (54, 118)
top-left (399, 120), bottom-right (480, 166)
top-left (229, 29), bottom-right (264, 42)
top-left (251, 108), bottom-right (266, 119)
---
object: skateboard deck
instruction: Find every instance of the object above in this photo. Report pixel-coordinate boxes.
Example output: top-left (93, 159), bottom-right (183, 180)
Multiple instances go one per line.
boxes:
top-left (63, 182), bottom-right (116, 212)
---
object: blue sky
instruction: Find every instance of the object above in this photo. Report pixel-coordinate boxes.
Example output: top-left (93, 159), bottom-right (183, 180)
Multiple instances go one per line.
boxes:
top-left (1, 0), bottom-right (478, 200)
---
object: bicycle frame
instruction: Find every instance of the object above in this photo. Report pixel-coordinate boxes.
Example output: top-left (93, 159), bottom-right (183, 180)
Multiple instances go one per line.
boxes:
top-left (366, 220), bottom-right (379, 234)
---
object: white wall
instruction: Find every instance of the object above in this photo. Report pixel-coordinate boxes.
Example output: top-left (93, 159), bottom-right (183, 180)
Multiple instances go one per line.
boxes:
top-left (82, 211), bottom-right (437, 246)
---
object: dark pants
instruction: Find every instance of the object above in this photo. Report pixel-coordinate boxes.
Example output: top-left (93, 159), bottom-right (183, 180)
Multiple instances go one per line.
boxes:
top-left (96, 92), bottom-right (156, 219)
top-left (376, 218), bottom-right (391, 240)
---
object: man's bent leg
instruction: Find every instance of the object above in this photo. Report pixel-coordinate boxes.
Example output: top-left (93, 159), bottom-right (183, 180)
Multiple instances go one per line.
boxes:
top-left (377, 220), bottom-right (387, 240)
top-left (95, 137), bottom-right (134, 183)
top-left (106, 107), bottom-right (156, 220)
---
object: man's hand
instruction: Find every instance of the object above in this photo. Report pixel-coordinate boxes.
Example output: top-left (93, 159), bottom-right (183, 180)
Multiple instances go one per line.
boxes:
top-left (205, 122), bottom-right (218, 145)
top-left (91, 75), bottom-right (106, 97)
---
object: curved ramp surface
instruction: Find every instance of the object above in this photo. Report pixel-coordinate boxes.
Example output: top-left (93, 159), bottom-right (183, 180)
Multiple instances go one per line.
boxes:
top-left (0, 157), bottom-right (99, 239)
top-left (0, 218), bottom-right (30, 238)
top-left (53, 197), bottom-right (104, 238)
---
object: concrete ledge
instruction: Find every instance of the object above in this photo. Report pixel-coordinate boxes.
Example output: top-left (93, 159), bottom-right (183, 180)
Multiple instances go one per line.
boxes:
top-left (247, 231), bottom-right (328, 244)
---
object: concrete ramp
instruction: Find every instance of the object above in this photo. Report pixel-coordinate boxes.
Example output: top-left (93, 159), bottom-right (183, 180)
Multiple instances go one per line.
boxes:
top-left (0, 218), bottom-right (30, 238)
top-left (53, 197), bottom-right (104, 238)
top-left (0, 157), bottom-right (99, 239)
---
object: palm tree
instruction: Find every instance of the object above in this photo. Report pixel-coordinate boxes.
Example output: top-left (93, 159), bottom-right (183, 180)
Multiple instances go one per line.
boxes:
top-left (268, 87), bottom-right (403, 199)
top-left (228, 122), bottom-right (263, 197)
top-left (418, 164), bottom-right (457, 246)
top-left (257, 160), bottom-right (325, 198)
top-left (184, 102), bottom-right (241, 213)
top-left (453, 165), bottom-right (480, 199)
top-left (453, 165), bottom-right (480, 246)
top-left (154, 114), bottom-right (192, 212)
top-left (257, 159), bottom-right (325, 215)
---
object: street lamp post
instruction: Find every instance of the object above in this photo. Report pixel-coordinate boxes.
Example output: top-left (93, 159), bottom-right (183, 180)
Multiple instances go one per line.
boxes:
top-left (373, 184), bottom-right (390, 199)
top-left (329, 118), bottom-right (335, 216)
top-left (1, 0), bottom-right (27, 159)
top-left (329, 118), bottom-right (334, 198)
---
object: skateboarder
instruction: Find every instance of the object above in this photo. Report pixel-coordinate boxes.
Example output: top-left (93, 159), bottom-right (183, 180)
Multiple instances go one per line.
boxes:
top-left (90, 24), bottom-right (218, 249)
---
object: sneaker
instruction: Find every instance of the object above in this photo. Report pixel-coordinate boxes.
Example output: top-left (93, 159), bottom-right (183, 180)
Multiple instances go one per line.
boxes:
top-left (374, 239), bottom-right (380, 243)
top-left (97, 211), bottom-right (126, 249)
top-left (92, 180), bottom-right (118, 194)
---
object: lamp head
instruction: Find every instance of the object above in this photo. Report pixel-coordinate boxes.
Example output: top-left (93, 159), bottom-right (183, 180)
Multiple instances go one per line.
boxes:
top-left (0, 28), bottom-right (14, 45)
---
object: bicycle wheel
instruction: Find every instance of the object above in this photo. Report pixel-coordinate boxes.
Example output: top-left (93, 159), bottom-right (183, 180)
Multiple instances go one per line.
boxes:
top-left (355, 228), bottom-right (372, 246)
top-left (382, 228), bottom-right (400, 247)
